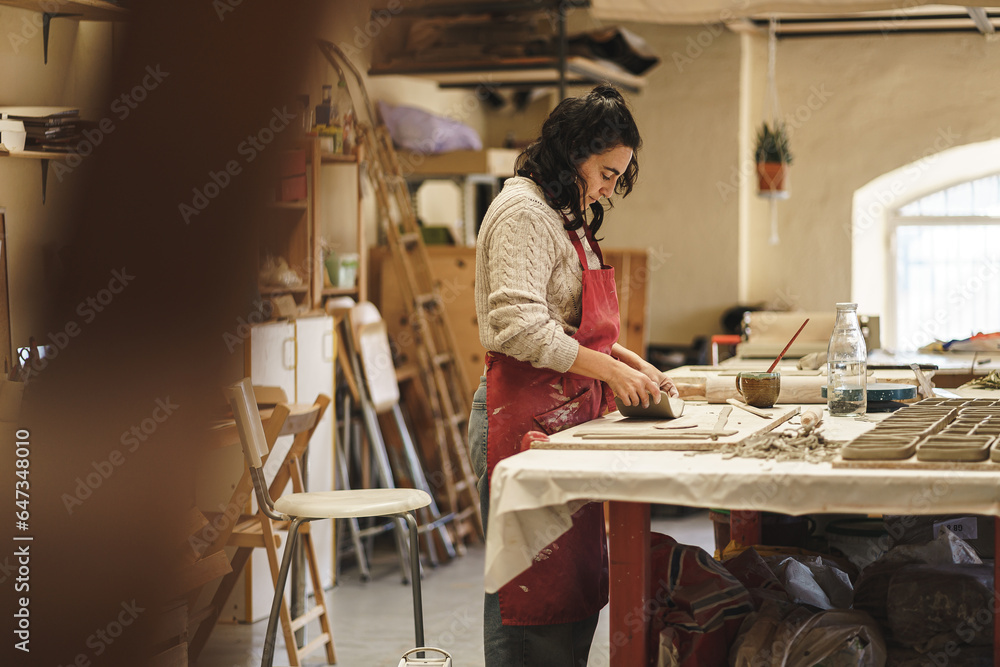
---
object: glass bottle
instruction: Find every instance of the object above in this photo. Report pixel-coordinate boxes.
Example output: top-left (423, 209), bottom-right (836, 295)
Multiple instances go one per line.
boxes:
top-left (315, 84), bottom-right (333, 127)
top-left (827, 302), bottom-right (867, 417)
top-left (333, 79), bottom-right (355, 155)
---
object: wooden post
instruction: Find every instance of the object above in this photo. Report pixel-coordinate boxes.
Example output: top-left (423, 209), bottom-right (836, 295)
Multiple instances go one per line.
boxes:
top-left (608, 501), bottom-right (650, 667)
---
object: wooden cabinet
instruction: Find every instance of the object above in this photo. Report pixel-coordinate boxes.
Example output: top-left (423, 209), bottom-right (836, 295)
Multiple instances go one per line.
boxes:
top-left (369, 246), bottom-right (651, 393)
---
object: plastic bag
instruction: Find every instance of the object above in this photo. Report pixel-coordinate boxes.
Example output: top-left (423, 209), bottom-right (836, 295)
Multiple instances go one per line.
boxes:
top-left (730, 605), bottom-right (886, 667)
top-left (378, 101), bottom-right (482, 155)
top-left (854, 529), bottom-right (982, 628)
top-left (779, 609), bottom-right (886, 667)
top-left (768, 555), bottom-right (854, 610)
top-left (728, 600), bottom-right (812, 667)
top-left (887, 563), bottom-right (994, 650)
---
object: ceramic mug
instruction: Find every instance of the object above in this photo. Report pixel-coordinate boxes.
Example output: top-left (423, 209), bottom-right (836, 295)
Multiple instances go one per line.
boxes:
top-left (735, 371), bottom-right (780, 408)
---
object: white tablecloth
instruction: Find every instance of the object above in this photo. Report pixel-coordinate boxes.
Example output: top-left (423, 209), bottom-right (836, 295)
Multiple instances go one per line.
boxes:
top-left (484, 403), bottom-right (1000, 593)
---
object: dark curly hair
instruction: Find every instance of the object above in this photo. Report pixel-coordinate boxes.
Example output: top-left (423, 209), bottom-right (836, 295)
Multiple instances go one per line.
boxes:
top-left (514, 84), bottom-right (641, 236)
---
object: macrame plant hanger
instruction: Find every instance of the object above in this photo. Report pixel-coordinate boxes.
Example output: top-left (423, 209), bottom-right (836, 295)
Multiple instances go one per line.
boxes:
top-left (761, 16), bottom-right (788, 245)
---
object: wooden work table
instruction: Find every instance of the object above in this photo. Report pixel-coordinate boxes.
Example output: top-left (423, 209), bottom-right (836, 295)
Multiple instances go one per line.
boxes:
top-left (483, 396), bottom-right (1000, 666)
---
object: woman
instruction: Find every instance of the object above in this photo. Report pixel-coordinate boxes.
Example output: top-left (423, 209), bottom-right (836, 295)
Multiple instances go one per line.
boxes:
top-left (470, 84), bottom-right (678, 666)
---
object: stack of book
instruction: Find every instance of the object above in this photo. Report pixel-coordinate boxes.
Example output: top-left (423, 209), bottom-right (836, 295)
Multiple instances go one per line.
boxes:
top-left (0, 107), bottom-right (80, 153)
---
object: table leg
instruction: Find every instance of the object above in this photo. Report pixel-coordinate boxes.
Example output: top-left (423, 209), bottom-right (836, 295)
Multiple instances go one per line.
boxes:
top-left (730, 510), bottom-right (762, 547)
top-left (608, 501), bottom-right (651, 667)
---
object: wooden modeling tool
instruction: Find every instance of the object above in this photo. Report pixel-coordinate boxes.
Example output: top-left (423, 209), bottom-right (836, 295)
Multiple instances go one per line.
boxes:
top-left (766, 318), bottom-right (810, 373)
top-left (727, 398), bottom-right (773, 419)
top-left (754, 407), bottom-right (801, 436)
top-left (910, 363), bottom-right (935, 399)
top-left (575, 430), bottom-right (738, 440)
top-left (714, 405), bottom-right (733, 431)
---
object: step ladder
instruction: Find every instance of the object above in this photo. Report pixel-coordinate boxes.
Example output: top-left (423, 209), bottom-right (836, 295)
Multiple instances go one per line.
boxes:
top-left (327, 300), bottom-right (458, 574)
top-left (319, 39), bottom-right (484, 548)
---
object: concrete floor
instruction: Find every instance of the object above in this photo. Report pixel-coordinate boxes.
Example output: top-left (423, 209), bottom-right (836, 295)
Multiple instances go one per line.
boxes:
top-left (197, 510), bottom-right (716, 667)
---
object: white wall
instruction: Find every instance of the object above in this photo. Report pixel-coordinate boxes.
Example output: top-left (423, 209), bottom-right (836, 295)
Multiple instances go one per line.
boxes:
top-left (744, 31), bottom-right (1000, 316)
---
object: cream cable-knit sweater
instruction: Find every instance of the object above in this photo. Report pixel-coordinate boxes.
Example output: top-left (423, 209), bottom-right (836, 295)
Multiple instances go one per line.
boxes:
top-left (476, 176), bottom-right (601, 373)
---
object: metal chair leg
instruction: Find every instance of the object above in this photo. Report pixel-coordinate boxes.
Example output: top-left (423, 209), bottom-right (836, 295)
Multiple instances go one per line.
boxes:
top-left (335, 439), bottom-right (372, 581)
top-left (262, 516), bottom-right (307, 667)
top-left (402, 511), bottom-right (424, 648)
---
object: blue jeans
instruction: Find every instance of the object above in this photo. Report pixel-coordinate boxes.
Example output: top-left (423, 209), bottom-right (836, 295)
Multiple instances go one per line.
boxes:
top-left (469, 376), bottom-right (601, 667)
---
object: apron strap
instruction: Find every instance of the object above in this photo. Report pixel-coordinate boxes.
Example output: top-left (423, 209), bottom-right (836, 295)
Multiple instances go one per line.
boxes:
top-left (566, 218), bottom-right (605, 269)
top-left (526, 173), bottom-right (606, 269)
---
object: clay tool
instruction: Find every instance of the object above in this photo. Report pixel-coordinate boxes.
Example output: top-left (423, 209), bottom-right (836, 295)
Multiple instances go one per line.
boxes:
top-left (766, 318), bottom-right (810, 373)
top-left (727, 398), bottom-right (772, 419)
top-left (753, 407), bottom-right (800, 436)
top-left (800, 406), bottom-right (824, 432)
top-left (714, 405), bottom-right (733, 431)
top-left (909, 363), bottom-right (936, 399)
top-left (575, 431), bottom-right (738, 440)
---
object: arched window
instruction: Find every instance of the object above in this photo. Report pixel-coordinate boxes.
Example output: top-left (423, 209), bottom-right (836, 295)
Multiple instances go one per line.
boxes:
top-left (890, 174), bottom-right (1000, 351)
top-left (852, 138), bottom-right (1000, 353)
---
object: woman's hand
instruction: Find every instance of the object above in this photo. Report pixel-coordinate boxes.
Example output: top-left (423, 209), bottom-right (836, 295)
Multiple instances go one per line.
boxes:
top-left (568, 345), bottom-right (661, 407)
top-left (611, 344), bottom-right (680, 398)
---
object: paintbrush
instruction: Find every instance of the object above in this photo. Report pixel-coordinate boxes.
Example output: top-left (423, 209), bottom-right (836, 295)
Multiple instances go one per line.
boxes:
top-left (766, 318), bottom-right (809, 373)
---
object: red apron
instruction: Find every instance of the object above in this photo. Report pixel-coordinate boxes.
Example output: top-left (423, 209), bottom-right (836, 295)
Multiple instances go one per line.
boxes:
top-left (485, 220), bottom-right (620, 626)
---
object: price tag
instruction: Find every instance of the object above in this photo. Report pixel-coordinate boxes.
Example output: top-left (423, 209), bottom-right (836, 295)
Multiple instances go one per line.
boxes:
top-left (933, 517), bottom-right (978, 540)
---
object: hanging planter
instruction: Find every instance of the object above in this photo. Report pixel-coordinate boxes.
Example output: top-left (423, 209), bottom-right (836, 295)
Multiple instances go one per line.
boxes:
top-left (754, 121), bottom-right (793, 195)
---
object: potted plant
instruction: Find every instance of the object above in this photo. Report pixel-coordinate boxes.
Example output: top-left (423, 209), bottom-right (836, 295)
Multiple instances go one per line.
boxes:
top-left (754, 121), bottom-right (793, 193)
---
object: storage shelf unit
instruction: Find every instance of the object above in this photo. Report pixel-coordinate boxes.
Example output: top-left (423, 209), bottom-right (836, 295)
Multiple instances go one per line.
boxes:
top-left (369, 55), bottom-right (646, 92)
top-left (255, 138), bottom-right (367, 309)
top-left (313, 143), bottom-right (366, 308)
top-left (366, 0), bottom-right (649, 98)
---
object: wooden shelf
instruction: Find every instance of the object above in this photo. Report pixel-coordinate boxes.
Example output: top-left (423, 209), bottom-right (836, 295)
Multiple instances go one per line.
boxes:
top-left (0, 0), bottom-right (128, 21)
top-left (369, 55), bottom-right (645, 92)
top-left (397, 148), bottom-right (518, 178)
top-left (319, 151), bottom-right (359, 164)
top-left (259, 285), bottom-right (308, 295)
top-left (321, 287), bottom-right (359, 297)
top-left (0, 150), bottom-right (69, 160)
top-left (0, 149), bottom-right (71, 203)
top-left (267, 200), bottom-right (308, 211)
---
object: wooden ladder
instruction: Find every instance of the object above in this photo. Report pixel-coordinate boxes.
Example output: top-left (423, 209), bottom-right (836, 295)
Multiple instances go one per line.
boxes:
top-left (319, 39), bottom-right (484, 548)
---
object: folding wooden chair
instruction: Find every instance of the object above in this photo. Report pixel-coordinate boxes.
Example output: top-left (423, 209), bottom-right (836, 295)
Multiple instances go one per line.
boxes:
top-left (225, 378), bottom-right (430, 667)
top-left (188, 389), bottom-right (334, 666)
